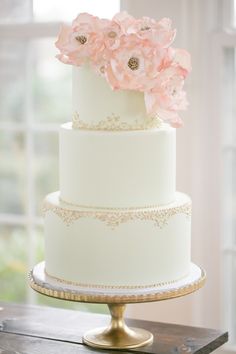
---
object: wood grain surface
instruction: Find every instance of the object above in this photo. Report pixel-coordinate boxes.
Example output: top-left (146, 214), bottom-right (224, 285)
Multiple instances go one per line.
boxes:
top-left (0, 302), bottom-right (228, 354)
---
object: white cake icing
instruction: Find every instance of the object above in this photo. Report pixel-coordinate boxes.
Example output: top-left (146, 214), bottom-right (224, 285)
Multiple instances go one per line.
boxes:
top-left (60, 122), bottom-right (176, 208)
top-left (44, 66), bottom-right (192, 288)
top-left (73, 65), bottom-right (153, 129)
top-left (44, 191), bottom-right (191, 286)
top-left (43, 13), bottom-right (193, 289)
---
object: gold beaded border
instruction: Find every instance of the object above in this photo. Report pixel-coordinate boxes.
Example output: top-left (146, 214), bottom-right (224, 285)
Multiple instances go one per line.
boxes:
top-left (72, 112), bottom-right (162, 131)
top-left (42, 199), bottom-right (191, 228)
top-left (29, 269), bottom-right (206, 304)
top-left (44, 268), bottom-right (189, 290)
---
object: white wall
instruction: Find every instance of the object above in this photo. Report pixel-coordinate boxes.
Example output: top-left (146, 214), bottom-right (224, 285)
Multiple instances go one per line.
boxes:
top-left (121, 0), bottom-right (223, 330)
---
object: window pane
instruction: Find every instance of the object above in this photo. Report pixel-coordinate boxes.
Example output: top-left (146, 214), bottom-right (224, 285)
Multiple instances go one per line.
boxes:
top-left (223, 47), bottom-right (236, 344)
top-left (223, 149), bottom-right (236, 246)
top-left (0, 0), bottom-right (32, 23)
top-left (223, 48), bottom-right (236, 246)
top-left (0, 225), bottom-right (28, 302)
top-left (0, 131), bottom-right (26, 214)
top-left (33, 0), bottom-right (120, 22)
top-left (33, 132), bottom-right (59, 216)
top-left (234, 0), bottom-right (236, 28)
top-left (0, 39), bottom-right (28, 123)
top-left (223, 48), bottom-right (236, 144)
top-left (224, 147), bottom-right (236, 246)
top-left (32, 39), bottom-right (71, 124)
top-left (34, 225), bottom-right (44, 264)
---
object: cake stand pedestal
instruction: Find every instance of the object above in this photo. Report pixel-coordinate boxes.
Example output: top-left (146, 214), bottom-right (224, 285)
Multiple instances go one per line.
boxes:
top-left (29, 261), bottom-right (206, 350)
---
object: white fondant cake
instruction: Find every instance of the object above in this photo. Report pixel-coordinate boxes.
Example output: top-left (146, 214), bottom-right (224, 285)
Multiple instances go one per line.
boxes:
top-left (44, 191), bottom-right (191, 286)
top-left (43, 12), bottom-right (192, 288)
top-left (60, 121), bottom-right (176, 208)
top-left (73, 65), bottom-right (149, 129)
top-left (43, 67), bottom-right (191, 286)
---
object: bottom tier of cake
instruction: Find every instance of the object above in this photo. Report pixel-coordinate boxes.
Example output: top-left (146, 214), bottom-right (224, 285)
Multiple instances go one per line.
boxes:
top-left (43, 191), bottom-right (191, 288)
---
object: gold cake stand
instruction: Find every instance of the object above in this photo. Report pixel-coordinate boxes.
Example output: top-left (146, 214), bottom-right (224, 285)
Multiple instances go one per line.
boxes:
top-left (29, 261), bottom-right (206, 350)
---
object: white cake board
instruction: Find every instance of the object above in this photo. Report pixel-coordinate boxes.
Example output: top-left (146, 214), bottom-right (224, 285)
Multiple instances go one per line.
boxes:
top-left (29, 261), bottom-right (206, 349)
top-left (29, 261), bottom-right (205, 304)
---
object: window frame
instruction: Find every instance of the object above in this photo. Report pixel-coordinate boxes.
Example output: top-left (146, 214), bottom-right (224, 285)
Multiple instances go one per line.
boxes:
top-left (0, 21), bottom-right (60, 302)
top-left (209, 27), bottom-right (236, 352)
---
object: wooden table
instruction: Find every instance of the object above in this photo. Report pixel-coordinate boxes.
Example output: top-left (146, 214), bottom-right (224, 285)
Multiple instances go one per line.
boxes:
top-left (0, 302), bottom-right (228, 353)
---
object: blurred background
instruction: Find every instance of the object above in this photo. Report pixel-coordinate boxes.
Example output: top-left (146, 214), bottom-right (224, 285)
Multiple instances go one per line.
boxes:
top-left (0, 0), bottom-right (235, 352)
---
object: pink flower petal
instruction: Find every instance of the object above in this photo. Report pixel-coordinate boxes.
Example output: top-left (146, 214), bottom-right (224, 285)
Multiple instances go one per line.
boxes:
top-left (55, 24), bottom-right (71, 51)
top-left (173, 48), bottom-right (192, 74)
top-left (56, 53), bottom-right (74, 65)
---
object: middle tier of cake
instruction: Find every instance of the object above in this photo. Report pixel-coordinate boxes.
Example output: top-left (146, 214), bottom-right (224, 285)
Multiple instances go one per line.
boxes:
top-left (60, 122), bottom-right (176, 208)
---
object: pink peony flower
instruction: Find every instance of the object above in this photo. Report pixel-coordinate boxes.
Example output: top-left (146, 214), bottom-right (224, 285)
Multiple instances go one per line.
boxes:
top-left (105, 34), bottom-right (168, 91)
top-left (112, 11), bottom-right (136, 34)
top-left (144, 66), bottom-right (188, 127)
top-left (91, 19), bottom-right (124, 70)
top-left (56, 13), bottom-right (105, 66)
top-left (71, 12), bottom-right (100, 32)
top-left (102, 20), bottom-right (123, 51)
top-left (127, 16), bottom-right (176, 48)
top-left (55, 11), bottom-right (191, 128)
top-left (90, 19), bottom-right (124, 74)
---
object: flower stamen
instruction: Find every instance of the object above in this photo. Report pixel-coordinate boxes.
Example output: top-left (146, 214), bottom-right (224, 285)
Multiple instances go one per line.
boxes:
top-left (75, 35), bottom-right (87, 44)
top-left (128, 57), bottom-right (139, 70)
top-left (100, 65), bottom-right (105, 74)
top-left (140, 26), bottom-right (151, 31)
top-left (108, 31), bottom-right (117, 38)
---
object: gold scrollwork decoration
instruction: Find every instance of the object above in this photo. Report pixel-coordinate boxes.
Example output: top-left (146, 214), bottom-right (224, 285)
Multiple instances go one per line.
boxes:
top-left (42, 199), bottom-right (191, 229)
top-left (72, 112), bottom-right (162, 131)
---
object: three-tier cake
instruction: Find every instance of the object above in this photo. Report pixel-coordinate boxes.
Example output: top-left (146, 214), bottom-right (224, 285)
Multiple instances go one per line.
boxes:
top-left (43, 11), bottom-right (192, 288)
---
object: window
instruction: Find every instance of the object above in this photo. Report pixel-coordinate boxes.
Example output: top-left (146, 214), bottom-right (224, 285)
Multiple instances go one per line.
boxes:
top-left (0, 0), bottom-right (119, 309)
top-left (222, 42), bottom-right (236, 347)
top-left (216, 0), bottom-right (236, 348)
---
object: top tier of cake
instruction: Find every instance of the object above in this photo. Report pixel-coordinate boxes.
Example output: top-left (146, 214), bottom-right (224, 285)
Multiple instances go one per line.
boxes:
top-left (72, 65), bottom-right (158, 131)
top-left (56, 12), bottom-right (191, 130)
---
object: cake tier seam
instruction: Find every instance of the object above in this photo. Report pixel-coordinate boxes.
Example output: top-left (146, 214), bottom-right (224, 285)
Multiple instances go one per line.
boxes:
top-left (43, 194), bottom-right (191, 228)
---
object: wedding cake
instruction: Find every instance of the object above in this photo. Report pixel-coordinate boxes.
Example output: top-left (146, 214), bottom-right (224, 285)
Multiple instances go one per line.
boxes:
top-left (43, 12), bottom-right (192, 288)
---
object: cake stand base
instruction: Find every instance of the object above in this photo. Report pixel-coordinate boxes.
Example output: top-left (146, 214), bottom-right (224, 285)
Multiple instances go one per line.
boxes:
top-left (83, 304), bottom-right (153, 349)
top-left (29, 262), bottom-right (206, 350)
